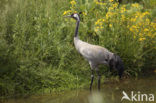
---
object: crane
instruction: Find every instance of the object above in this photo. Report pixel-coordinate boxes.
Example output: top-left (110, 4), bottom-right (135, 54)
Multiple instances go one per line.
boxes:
top-left (65, 13), bottom-right (124, 91)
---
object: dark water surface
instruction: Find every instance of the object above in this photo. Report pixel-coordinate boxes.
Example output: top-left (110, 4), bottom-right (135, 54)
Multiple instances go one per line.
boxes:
top-left (1, 75), bottom-right (156, 103)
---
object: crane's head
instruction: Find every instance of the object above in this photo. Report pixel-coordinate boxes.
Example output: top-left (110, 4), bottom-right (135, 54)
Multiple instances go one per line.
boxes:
top-left (109, 54), bottom-right (124, 79)
top-left (65, 13), bottom-right (80, 21)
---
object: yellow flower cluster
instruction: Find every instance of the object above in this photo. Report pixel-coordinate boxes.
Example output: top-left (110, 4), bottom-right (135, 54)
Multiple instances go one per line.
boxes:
top-left (132, 3), bottom-right (140, 8)
top-left (95, 1), bottom-right (119, 32)
top-left (64, 0), bottom-right (156, 44)
top-left (82, 12), bottom-right (87, 16)
top-left (120, 5), bottom-right (126, 13)
top-left (94, 0), bottom-right (106, 5)
top-left (139, 37), bottom-right (146, 41)
top-left (70, 0), bottom-right (76, 7)
top-left (127, 10), bottom-right (156, 41)
top-left (63, 10), bottom-right (72, 16)
top-left (106, 2), bottom-right (119, 18)
top-left (63, 0), bottom-right (87, 18)
top-left (109, 0), bottom-right (114, 2)
top-left (142, 11), bottom-right (150, 16)
top-left (121, 15), bottom-right (126, 21)
top-left (94, 19), bottom-right (105, 32)
top-left (94, 2), bottom-right (156, 43)
top-left (63, 0), bottom-right (77, 16)
top-left (112, 3), bottom-right (118, 8)
top-left (95, 19), bottom-right (105, 25)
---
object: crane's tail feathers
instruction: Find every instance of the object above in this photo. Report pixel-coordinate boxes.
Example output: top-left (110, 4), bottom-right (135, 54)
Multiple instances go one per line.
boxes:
top-left (109, 54), bottom-right (124, 78)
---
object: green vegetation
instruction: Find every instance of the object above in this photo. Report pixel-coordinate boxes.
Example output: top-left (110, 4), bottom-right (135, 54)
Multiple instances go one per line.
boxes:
top-left (0, 0), bottom-right (156, 97)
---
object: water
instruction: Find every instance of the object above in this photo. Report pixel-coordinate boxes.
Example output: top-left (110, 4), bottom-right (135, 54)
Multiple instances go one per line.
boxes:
top-left (1, 75), bottom-right (156, 103)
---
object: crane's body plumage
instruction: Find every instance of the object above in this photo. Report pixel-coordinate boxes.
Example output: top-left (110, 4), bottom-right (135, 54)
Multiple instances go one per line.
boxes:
top-left (66, 13), bottom-right (124, 91)
top-left (74, 37), bottom-right (113, 67)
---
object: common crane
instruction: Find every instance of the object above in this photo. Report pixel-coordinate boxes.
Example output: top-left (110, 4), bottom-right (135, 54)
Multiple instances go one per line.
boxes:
top-left (65, 13), bottom-right (124, 91)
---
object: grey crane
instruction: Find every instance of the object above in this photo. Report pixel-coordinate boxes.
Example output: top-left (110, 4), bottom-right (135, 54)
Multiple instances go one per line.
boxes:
top-left (65, 13), bottom-right (124, 91)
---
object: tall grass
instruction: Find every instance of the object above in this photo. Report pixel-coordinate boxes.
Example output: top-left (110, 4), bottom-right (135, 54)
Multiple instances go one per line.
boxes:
top-left (0, 0), bottom-right (88, 97)
top-left (0, 0), bottom-right (156, 97)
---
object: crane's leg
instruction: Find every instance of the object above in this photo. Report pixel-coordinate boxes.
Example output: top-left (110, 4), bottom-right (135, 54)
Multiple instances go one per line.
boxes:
top-left (96, 69), bottom-right (101, 91)
top-left (90, 70), bottom-right (94, 91)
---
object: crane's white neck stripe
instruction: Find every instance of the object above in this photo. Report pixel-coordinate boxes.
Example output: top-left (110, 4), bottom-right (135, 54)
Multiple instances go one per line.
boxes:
top-left (73, 14), bottom-right (80, 21)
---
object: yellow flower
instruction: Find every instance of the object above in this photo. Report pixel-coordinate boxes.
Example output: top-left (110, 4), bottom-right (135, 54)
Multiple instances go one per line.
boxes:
top-left (129, 25), bottom-right (138, 32)
top-left (130, 18), bottom-right (136, 22)
top-left (151, 22), bottom-right (156, 29)
top-left (95, 21), bottom-right (98, 25)
top-left (112, 3), bottom-right (118, 8)
top-left (133, 35), bottom-right (136, 39)
top-left (145, 18), bottom-right (150, 25)
top-left (101, 3), bottom-right (106, 5)
top-left (144, 28), bottom-right (149, 32)
top-left (139, 33), bottom-right (142, 36)
top-left (95, 19), bottom-right (104, 26)
top-left (63, 10), bottom-right (72, 15)
top-left (121, 15), bottom-right (125, 21)
top-left (120, 7), bottom-right (126, 13)
top-left (82, 12), bottom-right (87, 16)
top-left (132, 3), bottom-right (139, 8)
top-left (95, 1), bottom-right (99, 5)
top-left (95, 0), bottom-right (106, 5)
top-left (147, 32), bottom-right (152, 37)
top-left (142, 11), bottom-right (150, 16)
top-left (63, 11), bottom-right (67, 15)
top-left (109, 7), bottom-right (114, 11)
top-left (100, 26), bottom-right (103, 29)
top-left (109, 24), bottom-right (112, 28)
top-left (139, 37), bottom-right (146, 41)
top-left (70, 0), bottom-right (76, 6)
top-left (109, 0), bottom-right (113, 2)
top-left (95, 19), bottom-right (100, 25)
top-left (106, 12), bottom-right (114, 19)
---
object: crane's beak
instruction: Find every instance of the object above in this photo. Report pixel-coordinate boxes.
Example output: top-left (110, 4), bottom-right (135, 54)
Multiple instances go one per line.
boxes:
top-left (64, 15), bottom-right (71, 18)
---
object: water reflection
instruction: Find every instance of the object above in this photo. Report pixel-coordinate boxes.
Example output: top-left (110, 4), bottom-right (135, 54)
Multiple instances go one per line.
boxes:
top-left (1, 75), bottom-right (156, 103)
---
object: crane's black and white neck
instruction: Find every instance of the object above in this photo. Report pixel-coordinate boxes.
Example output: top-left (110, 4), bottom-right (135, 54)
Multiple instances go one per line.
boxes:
top-left (71, 13), bottom-right (80, 38)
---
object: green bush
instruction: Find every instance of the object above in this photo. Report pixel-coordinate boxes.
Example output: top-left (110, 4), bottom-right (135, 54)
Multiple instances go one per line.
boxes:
top-left (64, 0), bottom-right (156, 76)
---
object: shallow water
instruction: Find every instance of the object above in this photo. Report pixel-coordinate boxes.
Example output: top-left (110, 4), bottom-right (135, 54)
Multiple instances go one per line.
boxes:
top-left (1, 75), bottom-right (156, 103)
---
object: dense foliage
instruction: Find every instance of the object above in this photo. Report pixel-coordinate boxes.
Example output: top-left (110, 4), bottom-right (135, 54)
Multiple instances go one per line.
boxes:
top-left (0, 0), bottom-right (156, 97)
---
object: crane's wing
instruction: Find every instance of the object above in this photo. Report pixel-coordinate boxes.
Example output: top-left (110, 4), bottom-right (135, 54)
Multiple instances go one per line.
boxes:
top-left (79, 44), bottom-right (110, 62)
top-left (74, 39), bottom-right (112, 62)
